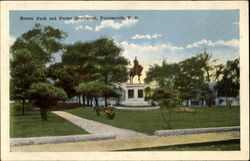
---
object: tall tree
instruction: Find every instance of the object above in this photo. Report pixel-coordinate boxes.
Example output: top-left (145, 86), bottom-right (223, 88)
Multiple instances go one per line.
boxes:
top-left (62, 41), bottom-right (98, 104)
top-left (175, 55), bottom-right (205, 106)
top-left (145, 51), bottom-right (221, 107)
top-left (10, 24), bottom-right (67, 115)
top-left (216, 58), bottom-right (240, 99)
top-left (90, 38), bottom-right (129, 106)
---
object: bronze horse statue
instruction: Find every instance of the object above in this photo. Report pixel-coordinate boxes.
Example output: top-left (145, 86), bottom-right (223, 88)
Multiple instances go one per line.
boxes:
top-left (129, 57), bottom-right (143, 84)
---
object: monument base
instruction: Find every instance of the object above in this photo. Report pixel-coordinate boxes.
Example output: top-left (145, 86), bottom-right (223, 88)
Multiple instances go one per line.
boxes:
top-left (122, 84), bottom-right (150, 106)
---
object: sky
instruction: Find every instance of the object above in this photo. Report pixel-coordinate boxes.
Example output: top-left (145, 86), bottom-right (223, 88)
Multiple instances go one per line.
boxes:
top-left (9, 10), bottom-right (239, 83)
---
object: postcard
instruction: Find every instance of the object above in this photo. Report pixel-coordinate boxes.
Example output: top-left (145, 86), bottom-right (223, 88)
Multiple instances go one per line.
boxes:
top-left (1, 1), bottom-right (249, 160)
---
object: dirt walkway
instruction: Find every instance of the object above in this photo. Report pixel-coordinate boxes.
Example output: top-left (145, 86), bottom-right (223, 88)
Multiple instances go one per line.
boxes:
top-left (52, 111), bottom-right (148, 139)
top-left (11, 131), bottom-right (240, 152)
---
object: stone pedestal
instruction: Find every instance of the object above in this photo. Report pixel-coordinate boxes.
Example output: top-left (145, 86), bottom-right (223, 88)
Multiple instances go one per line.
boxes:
top-left (122, 84), bottom-right (149, 106)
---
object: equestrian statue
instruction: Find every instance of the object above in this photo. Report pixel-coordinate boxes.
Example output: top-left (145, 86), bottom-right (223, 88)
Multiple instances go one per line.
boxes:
top-left (129, 57), bottom-right (143, 84)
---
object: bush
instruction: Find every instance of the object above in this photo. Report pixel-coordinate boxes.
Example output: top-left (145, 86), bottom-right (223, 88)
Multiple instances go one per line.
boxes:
top-left (28, 82), bottom-right (67, 120)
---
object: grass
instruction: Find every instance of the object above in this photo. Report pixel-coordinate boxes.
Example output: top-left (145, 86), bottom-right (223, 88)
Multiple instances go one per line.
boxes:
top-left (10, 102), bottom-right (88, 138)
top-left (120, 140), bottom-right (240, 151)
top-left (66, 106), bottom-right (240, 135)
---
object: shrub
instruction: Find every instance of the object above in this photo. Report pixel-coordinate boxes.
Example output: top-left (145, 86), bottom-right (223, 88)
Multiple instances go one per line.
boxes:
top-left (28, 82), bottom-right (67, 120)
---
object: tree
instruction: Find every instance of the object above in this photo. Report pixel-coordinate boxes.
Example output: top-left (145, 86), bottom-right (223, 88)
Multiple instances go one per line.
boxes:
top-left (92, 38), bottom-right (129, 106)
top-left (48, 63), bottom-right (78, 99)
top-left (28, 82), bottom-right (67, 120)
top-left (196, 51), bottom-right (223, 106)
top-left (10, 49), bottom-right (47, 115)
top-left (215, 58), bottom-right (240, 104)
top-left (151, 86), bottom-right (180, 129)
top-left (175, 55), bottom-right (206, 106)
top-left (63, 38), bottom-right (129, 106)
top-left (10, 24), bottom-right (67, 114)
top-left (145, 61), bottom-right (181, 129)
top-left (62, 41), bottom-right (99, 104)
top-left (76, 81), bottom-right (120, 116)
top-left (145, 60), bottom-right (180, 88)
top-left (145, 51), bottom-right (223, 107)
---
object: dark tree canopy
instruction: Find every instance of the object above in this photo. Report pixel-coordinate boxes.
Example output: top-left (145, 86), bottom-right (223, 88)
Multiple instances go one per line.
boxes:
top-left (216, 58), bottom-right (239, 98)
top-left (61, 37), bottom-right (129, 106)
top-left (145, 51), bottom-right (227, 107)
top-left (10, 24), bottom-right (67, 115)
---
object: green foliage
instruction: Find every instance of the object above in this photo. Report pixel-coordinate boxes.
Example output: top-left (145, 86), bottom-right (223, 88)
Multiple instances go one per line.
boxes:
top-left (76, 81), bottom-right (107, 98)
top-left (145, 51), bottom-right (224, 107)
top-left (62, 37), bottom-right (128, 106)
top-left (62, 41), bottom-right (97, 84)
top-left (151, 87), bottom-right (181, 129)
top-left (199, 84), bottom-right (215, 107)
top-left (48, 63), bottom-right (78, 98)
top-left (11, 23), bottom-right (67, 63)
top-left (216, 58), bottom-right (240, 98)
top-left (93, 38), bottom-right (129, 84)
top-left (145, 61), bottom-right (180, 87)
top-left (76, 81), bottom-right (120, 108)
top-left (10, 24), bottom-right (67, 115)
top-left (28, 82), bottom-right (67, 120)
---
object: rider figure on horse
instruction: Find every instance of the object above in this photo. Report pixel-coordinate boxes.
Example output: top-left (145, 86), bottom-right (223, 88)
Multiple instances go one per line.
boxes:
top-left (134, 57), bottom-right (139, 67)
top-left (129, 57), bottom-right (143, 84)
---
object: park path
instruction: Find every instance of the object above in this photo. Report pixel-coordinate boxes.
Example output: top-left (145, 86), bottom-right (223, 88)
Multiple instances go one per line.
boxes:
top-left (52, 111), bottom-right (148, 139)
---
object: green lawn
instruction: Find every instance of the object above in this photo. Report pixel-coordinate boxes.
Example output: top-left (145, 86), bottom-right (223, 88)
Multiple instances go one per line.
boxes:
top-left (10, 103), bottom-right (88, 138)
top-left (66, 106), bottom-right (240, 135)
top-left (121, 140), bottom-right (240, 151)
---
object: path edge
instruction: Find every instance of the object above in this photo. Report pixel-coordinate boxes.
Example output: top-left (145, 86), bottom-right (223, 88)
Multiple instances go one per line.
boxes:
top-left (11, 133), bottom-right (116, 146)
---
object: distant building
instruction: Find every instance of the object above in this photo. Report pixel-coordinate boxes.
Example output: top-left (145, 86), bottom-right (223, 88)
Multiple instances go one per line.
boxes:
top-left (187, 82), bottom-right (239, 106)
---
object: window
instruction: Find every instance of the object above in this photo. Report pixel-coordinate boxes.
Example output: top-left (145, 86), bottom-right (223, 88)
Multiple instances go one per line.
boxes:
top-left (138, 90), bottom-right (143, 98)
top-left (128, 89), bottom-right (134, 98)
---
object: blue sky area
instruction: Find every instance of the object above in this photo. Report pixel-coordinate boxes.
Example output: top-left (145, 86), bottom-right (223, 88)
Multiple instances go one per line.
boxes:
top-left (10, 10), bottom-right (239, 81)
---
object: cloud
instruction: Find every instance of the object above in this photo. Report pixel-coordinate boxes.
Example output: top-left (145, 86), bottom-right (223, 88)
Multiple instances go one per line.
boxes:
top-left (9, 36), bottom-right (16, 47)
top-left (131, 34), bottom-right (162, 40)
top-left (65, 15), bottom-right (94, 24)
top-left (95, 18), bottom-right (138, 31)
top-left (75, 25), bottom-right (93, 31)
top-left (65, 19), bottom-right (76, 24)
top-left (186, 39), bottom-right (239, 49)
top-left (117, 41), bottom-right (183, 52)
top-left (114, 40), bottom-right (239, 83)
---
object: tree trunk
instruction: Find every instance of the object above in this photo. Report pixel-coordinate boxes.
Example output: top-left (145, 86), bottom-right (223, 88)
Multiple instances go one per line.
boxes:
top-left (117, 97), bottom-right (120, 105)
top-left (40, 108), bottom-right (48, 121)
top-left (168, 108), bottom-right (172, 129)
top-left (95, 98), bottom-right (100, 116)
top-left (105, 97), bottom-right (108, 107)
top-left (82, 94), bottom-right (85, 106)
top-left (87, 98), bottom-right (89, 106)
top-left (95, 98), bottom-right (99, 107)
top-left (78, 95), bottom-right (81, 104)
top-left (90, 98), bottom-right (93, 106)
top-left (22, 99), bottom-right (25, 115)
top-left (104, 76), bottom-right (108, 107)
